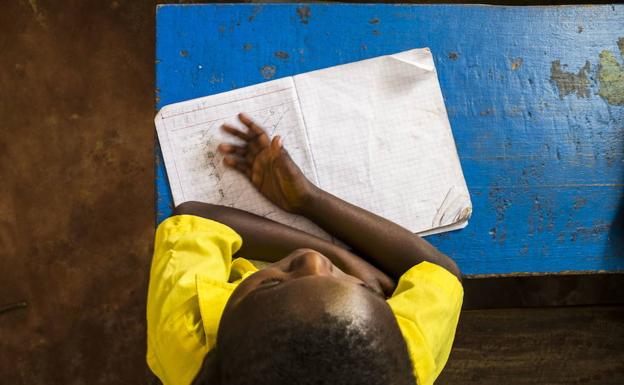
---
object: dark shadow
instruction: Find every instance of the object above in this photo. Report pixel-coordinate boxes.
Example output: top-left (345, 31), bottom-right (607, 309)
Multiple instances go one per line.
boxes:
top-left (463, 273), bottom-right (624, 310)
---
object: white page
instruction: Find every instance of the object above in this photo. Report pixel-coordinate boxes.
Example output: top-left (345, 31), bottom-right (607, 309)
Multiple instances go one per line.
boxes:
top-left (155, 77), bottom-right (330, 239)
top-left (294, 48), bottom-right (471, 234)
top-left (156, 48), bottom-right (472, 238)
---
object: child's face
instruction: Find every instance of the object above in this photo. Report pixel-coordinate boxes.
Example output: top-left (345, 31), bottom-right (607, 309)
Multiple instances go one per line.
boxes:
top-left (220, 248), bottom-right (392, 330)
top-left (228, 248), bottom-right (383, 308)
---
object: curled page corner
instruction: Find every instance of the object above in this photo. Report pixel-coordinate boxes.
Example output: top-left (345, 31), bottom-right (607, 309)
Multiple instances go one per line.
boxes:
top-left (457, 206), bottom-right (473, 222)
top-left (432, 186), bottom-right (472, 228)
top-left (387, 49), bottom-right (435, 73)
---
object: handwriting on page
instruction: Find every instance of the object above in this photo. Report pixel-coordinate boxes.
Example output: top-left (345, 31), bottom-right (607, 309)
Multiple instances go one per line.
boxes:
top-left (156, 79), bottom-right (330, 239)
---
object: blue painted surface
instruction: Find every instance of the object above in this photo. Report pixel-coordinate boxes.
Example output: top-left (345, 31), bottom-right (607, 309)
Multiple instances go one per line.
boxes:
top-left (155, 4), bottom-right (624, 275)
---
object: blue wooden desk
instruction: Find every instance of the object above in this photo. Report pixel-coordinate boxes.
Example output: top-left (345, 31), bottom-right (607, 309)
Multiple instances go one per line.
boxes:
top-left (155, 4), bottom-right (624, 276)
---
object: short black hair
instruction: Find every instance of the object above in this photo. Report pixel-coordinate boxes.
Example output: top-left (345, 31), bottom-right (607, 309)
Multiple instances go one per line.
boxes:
top-left (201, 312), bottom-right (415, 385)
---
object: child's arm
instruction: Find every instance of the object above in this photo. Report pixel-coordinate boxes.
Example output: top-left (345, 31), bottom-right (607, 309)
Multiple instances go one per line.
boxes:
top-left (301, 188), bottom-right (461, 281)
top-left (218, 113), bottom-right (461, 281)
top-left (173, 201), bottom-right (396, 295)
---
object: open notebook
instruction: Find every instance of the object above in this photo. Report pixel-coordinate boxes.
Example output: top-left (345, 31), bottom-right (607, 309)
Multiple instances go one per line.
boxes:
top-left (156, 48), bottom-right (471, 239)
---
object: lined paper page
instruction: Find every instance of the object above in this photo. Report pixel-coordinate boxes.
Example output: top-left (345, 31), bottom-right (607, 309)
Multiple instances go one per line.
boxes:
top-left (294, 48), bottom-right (471, 234)
top-left (155, 77), bottom-right (330, 239)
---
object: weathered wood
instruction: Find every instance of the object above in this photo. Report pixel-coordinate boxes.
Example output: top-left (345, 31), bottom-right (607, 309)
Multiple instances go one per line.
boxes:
top-left (155, 4), bottom-right (624, 275)
top-left (463, 273), bottom-right (624, 309)
top-left (439, 306), bottom-right (624, 384)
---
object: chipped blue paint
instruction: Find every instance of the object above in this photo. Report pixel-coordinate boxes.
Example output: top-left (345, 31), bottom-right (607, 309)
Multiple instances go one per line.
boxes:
top-left (155, 4), bottom-right (624, 275)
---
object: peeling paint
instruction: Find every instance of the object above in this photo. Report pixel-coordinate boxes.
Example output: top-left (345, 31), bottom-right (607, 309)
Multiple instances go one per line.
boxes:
top-left (372, 29), bottom-right (381, 36)
top-left (260, 65), bottom-right (276, 79)
top-left (597, 39), bottom-right (624, 105)
top-left (550, 60), bottom-right (591, 99)
top-left (369, 18), bottom-right (380, 24)
top-left (448, 52), bottom-right (459, 60)
top-left (488, 187), bottom-right (511, 245)
top-left (179, 50), bottom-right (188, 57)
top-left (243, 43), bottom-right (253, 52)
top-left (296, 6), bottom-right (311, 24)
top-left (571, 224), bottom-right (611, 242)
top-left (248, 5), bottom-right (261, 22)
top-left (573, 197), bottom-right (587, 210)
top-left (510, 57), bottom-right (523, 70)
top-left (274, 50), bottom-right (289, 60)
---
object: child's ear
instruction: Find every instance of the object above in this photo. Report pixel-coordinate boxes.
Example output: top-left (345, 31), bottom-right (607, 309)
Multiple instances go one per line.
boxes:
top-left (191, 349), bottom-right (220, 385)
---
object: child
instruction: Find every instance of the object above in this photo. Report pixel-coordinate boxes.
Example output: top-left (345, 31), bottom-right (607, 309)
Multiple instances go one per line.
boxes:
top-left (147, 114), bottom-right (463, 385)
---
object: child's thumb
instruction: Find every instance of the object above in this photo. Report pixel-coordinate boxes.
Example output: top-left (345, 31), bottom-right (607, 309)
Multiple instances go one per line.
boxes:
top-left (271, 136), bottom-right (282, 153)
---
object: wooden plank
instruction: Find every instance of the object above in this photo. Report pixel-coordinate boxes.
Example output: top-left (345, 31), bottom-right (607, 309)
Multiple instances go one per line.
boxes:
top-left (462, 273), bottom-right (624, 309)
top-left (439, 306), bottom-right (624, 385)
top-left (155, 4), bottom-right (624, 275)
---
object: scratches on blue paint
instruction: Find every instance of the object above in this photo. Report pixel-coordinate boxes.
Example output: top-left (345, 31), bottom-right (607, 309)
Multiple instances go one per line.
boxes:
top-left (248, 5), bottom-right (262, 22)
top-left (155, 4), bottom-right (624, 274)
top-left (296, 6), bottom-right (311, 24)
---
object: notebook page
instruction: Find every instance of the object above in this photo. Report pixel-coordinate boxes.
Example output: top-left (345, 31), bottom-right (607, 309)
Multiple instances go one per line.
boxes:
top-left (294, 48), bottom-right (471, 234)
top-left (155, 77), bottom-right (330, 239)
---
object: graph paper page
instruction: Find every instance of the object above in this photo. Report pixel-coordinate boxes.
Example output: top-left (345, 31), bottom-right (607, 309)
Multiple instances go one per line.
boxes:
top-left (155, 77), bottom-right (330, 239)
top-left (294, 48), bottom-right (472, 234)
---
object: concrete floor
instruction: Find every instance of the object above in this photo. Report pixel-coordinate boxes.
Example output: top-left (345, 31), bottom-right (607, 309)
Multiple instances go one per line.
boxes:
top-left (1, 1), bottom-right (622, 384)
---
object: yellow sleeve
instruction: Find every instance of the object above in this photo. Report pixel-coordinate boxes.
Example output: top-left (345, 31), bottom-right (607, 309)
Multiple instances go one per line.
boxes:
top-left (146, 214), bottom-right (242, 385)
top-left (386, 262), bottom-right (463, 385)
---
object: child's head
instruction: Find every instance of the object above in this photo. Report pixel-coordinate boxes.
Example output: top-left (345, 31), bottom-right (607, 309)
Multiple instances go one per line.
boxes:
top-left (208, 249), bottom-right (415, 385)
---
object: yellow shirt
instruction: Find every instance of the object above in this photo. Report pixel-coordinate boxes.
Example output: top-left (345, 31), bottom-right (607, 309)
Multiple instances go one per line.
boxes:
top-left (147, 215), bottom-right (463, 385)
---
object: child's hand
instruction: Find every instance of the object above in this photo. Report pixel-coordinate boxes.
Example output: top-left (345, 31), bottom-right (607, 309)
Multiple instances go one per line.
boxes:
top-left (217, 113), bottom-right (317, 214)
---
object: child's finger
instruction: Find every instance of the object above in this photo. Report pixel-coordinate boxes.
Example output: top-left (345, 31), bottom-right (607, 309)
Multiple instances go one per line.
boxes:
top-left (270, 136), bottom-right (282, 155)
top-left (251, 170), bottom-right (262, 187)
top-left (251, 160), bottom-right (263, 187)
top-left (238, 113), bottom-right (266, 135)
top-left (235, 162), bottom-right (249, 175)
top-left (221, 124), bottom-right (250, 140)
top-left (217, 143), bottom-right (246, 156)
top-left (245, 152), bottom-right (257, 164)
top-left (222, 156), bottom-right (238, 167)
top-left (247, 133), bottom-right (271, 153)
top-left (223, 156), bottom-right (250, 174)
